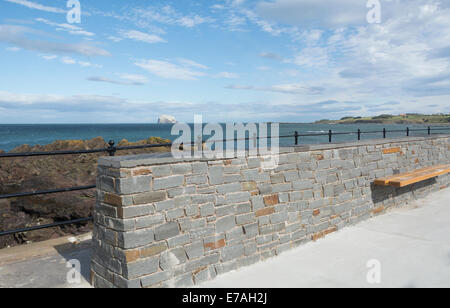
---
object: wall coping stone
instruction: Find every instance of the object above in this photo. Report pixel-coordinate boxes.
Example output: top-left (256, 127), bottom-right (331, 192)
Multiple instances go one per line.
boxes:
top-left (98, 135), bottom-right (450, 168)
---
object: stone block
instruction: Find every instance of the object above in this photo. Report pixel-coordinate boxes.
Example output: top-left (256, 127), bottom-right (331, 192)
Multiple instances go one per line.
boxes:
top-left (200, 203), bottom-right (215, 217)
top-left (153, 175), bottom-right (185, 190)
top-left (185, 241), bottom-right (205, 259)
top-left (209, 166), bottom-right (224, 185)
top-left (167, 234), bottom-right (191, 248)
top-left (116, 176), bottom-right (152, 194)
top-left (133, 191), bottom-right (166, 205)
top-left (236, 213), bottom-right (256, 225)
top-left (255, 206), bottom-right (275, 217)
top-left (293, 180), bottom-right (314, 190)
top-left (152, 166), bottom-right (172, 177)
top-left (140, 242), bottom-right (168, 258)
top-left (186, 175), bottom-right (208, 185)
top-left (135, 214), bottom-right (165, 229)
top-left (119, 229), bottom-right (154, 249)
top-left (263, 194), bottom-right (279, 206)
top-left (123, 256), bottom-right (159, 279)
top-left (221, 244), bottom-right (244, 262)
top-left (141, 271), bottom-right (172, 288)
top-left (216, 215), bottom-right (236, 233)
top-left (154, 222), bottom-right (180, 241)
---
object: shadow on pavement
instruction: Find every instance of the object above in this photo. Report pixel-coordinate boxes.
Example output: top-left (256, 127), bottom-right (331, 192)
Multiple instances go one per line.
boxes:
top-left (54, 240), bottom-right (93, 285)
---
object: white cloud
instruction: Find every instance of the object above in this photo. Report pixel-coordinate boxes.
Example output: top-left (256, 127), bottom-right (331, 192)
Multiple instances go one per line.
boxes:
top-left (69, 30), bottom-right (95, 37)
top-left (0, 91), bottom-right (127, 112)
top-left (118, 73), bottom-right (148, 84)
top-left (211, 4), bottom-right (226, 10)
top-left (241, 8), bottom-right (285, 36)
top-left (247, 0), bottom-right (450, 112)
top-left (130, 5), bottom-right (215, 29)
top-left (225, 15), bottom-right (247, 31)
top-left (6, 46), bottom-right (20, 51)
top-left (40, 54), bottom-right (57, 60)
top-left (218, 0), bottom-right (450, 118)
top-left (178, 15), bottom-right (210, 28)
top-left (177, 58), bottom-right (209, 70)
top-left (0, 89), bottom-right (448, 124)
top-left (119, 30), bottom-right (166, 44)
top-left (293, 46), bottom-right (329, 67)
top-left (87, 75), bottom-right (146, 86)
top-left (35, 18), bottom-right (95, 37)
top-left (40, 55), bottom-right (98, 68)
top-left (135, 59), bottom-right (207, 80)
top-left (5, 0), bottom-right (65, 13)
top-left (256, 0), bottom-right (366, 28)
top-left (61, 57), bottom-right (76, 64)
top-left (4, 0), bottom-right (450, 122)
top-left (107, 36), bottom-right (123, 42)
top-left (226, 83), bottom-right (324, 95)
top-left (331, 1), bottom-right (450, 97)
top-left (231, 0), bottom-right (246, 6)
top-left (0, 24), bottom-right (110, 57)
top-left (78, 61), bottom-right (93, 67)
top-left (214, 72), bottom-right (240, 79)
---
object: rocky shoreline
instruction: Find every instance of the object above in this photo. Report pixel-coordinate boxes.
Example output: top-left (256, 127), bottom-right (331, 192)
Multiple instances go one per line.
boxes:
top-left (0, 137), bottom-right (170, 249)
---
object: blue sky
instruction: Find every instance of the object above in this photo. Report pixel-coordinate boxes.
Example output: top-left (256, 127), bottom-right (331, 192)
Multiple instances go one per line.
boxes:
top-left (0, 0), bottom-right (449, 123)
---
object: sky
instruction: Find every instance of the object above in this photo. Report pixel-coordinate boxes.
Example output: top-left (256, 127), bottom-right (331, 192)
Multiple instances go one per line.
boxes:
top-left (0, 0), bottom-right (449, 123)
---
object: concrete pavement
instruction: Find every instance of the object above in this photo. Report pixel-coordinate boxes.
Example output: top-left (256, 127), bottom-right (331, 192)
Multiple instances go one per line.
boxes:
top-left (0, 234), bottom-right (92, 288)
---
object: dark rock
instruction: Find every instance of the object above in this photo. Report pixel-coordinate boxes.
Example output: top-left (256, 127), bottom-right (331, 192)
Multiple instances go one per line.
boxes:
top-left (0, 199), bottom-right (10, 212)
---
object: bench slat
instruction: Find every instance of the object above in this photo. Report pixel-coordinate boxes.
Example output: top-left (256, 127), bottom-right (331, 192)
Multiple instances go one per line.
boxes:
top-left (389, 166), bottom-right (450, 187)
top-left (373, 166), bottom-right (440, 186)
top-left (374, 165), bottom-right (450, 187)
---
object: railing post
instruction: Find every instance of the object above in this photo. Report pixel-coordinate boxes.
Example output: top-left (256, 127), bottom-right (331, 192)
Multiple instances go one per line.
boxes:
top-left (383, 128), bottom-right (386, 139)
top-left (358, 129), bottom-right (361, 141)
top-left (428, 126), bottom-right (431, 136)
top-left (406, 127), bottom-right (410, 137)
top-left (107, 140), bottom-right (116, 156)
top-left (294, 131), bottom-right (299, 145)
top-left (328, 130), bottom-right (332, 143)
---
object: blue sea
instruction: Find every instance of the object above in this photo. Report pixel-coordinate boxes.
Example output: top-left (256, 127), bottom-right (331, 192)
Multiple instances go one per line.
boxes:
top-left (0, 123), bottom-right (445, 152)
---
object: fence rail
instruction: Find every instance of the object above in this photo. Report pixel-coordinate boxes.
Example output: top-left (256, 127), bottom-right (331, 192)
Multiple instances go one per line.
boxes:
top-left (0, 185), bottom-right (96, 199)
top-left (0, 217), bottom-right (93, 237)
top-left (1, 125), bottom-right (449, 236)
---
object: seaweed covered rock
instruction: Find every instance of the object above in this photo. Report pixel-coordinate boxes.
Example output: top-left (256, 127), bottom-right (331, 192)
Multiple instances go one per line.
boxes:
top-left (117, 137), bottom-right (170, 147)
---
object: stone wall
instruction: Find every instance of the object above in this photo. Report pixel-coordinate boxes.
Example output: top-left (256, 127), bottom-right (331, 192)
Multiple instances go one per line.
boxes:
top-left (91, 135), bottom-right (450, 288)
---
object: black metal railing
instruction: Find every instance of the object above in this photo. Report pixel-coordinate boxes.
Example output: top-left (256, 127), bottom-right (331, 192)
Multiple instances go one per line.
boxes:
top-left (0, 141), bottom-right (172, 237)
top-left (0, 125), bottom-right (449, 236)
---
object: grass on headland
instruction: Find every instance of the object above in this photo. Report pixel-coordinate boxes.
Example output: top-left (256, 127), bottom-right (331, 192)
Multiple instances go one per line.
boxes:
top-left (315, 114), bottom-right (450, 125)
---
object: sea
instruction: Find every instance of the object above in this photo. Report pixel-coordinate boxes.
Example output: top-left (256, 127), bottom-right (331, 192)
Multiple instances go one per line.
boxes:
top-left (0, 123), bottom-right (446, 153)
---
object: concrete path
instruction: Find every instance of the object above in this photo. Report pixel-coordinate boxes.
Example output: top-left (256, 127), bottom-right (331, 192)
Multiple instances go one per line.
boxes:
top-left (0, 234), bottom-right (92, 288)
top-left (0, 187), bottom-right (449, 288)
top-left (199, 187), bottom-right (450, 288)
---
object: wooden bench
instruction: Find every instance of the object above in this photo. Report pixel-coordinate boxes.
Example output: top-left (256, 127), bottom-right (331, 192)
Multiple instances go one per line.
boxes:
top-left (374, 165), bottom-right (450, 188)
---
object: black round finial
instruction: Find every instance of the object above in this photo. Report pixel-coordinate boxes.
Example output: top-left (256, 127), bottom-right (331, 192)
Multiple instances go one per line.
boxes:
top-left (108, 140), bottom-right (115, 146)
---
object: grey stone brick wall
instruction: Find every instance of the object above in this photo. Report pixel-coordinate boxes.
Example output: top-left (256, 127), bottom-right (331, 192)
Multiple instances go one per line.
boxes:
top-left (91, 135), bottom-right (450, 288)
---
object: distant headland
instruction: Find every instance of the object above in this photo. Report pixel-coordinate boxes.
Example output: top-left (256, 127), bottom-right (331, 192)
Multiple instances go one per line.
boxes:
top-left (314, 113), bottom-right (450, 125)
